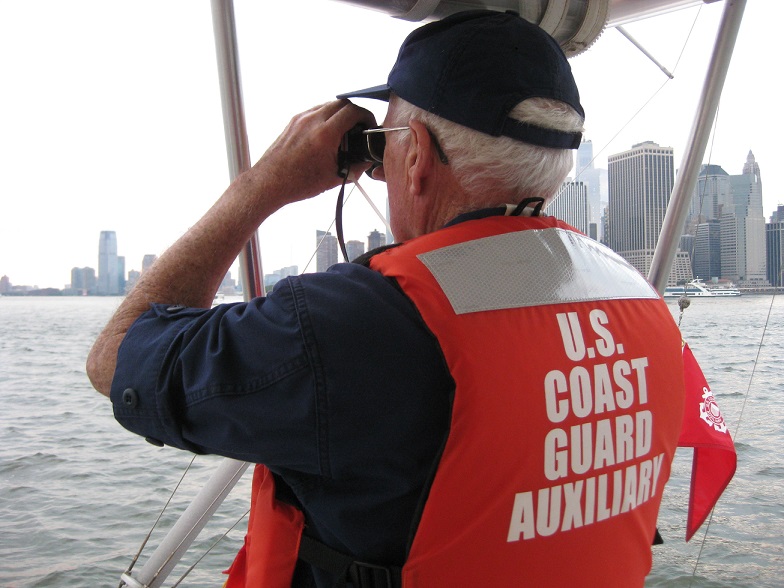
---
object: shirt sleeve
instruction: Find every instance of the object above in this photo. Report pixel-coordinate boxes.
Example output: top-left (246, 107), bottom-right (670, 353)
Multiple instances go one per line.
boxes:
top-left (110, 262), bottom-right (452, 477)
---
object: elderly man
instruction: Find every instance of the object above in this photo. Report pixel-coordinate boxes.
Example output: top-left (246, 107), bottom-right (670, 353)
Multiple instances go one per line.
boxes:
top-left (88, 10), bottom-right (684, 588)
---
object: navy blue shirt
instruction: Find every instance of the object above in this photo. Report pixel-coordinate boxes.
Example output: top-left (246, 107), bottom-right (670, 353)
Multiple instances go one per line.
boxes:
top-left (111, 261), bottom-right (454, 584)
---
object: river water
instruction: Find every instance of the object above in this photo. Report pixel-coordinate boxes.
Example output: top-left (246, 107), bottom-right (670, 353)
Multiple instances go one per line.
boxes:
top-left (0, 295), bottom-right (781, 587)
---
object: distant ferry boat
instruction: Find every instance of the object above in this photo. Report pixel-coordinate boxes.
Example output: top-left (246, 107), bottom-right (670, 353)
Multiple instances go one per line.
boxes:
top-left (663, 279), bottom-right (741, 298)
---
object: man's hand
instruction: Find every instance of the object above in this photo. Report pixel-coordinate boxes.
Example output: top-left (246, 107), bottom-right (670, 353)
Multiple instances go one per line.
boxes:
top-left (250, 100), bottom-right (376, 210)
top-left (86, 100), bottom-right (376, 397)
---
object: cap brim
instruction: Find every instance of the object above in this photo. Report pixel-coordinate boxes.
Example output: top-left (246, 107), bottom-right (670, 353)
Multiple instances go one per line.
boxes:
top-left (337, 84), bottom-right (391, 101)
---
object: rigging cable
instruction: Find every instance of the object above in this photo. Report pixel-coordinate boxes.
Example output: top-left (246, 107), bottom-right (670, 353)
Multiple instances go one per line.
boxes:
top-left (693, 106), bottom-right (718, 236)
top-left (119, 455), bottom-right (198, 588)
top-left (686, 291), bottom-right (777, 587)
top-left (693, 48), bottom-right (721, 265)
top-left (303, 177), bottom-right (390, 271)
top-left (169, 507), bottom-right (251, 587)
top-left (569, 4), bottom-right (703, 191)
top-left (662, 7), bottom-right (729, 583)
top-left (684, 99), bottom-right (770, 583)
top-left (119, 455), bottom-right (251, 588)
top-left (557, 3), bottom-right (757, 582)
top-left (689, 85), bottom-right (721, 287)
top-left (303, 181), bottom-right (357, 273)
top-left (142, 467), bottom-right (253, 587)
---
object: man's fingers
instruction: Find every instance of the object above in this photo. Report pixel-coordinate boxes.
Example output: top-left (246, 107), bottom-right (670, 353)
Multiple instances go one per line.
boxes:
top-left (328, 99), bottom-right (377, 131)
top-left (249, 99), bottom-right (382, 208)
top-left (315, 99), bottom-right (353, 122)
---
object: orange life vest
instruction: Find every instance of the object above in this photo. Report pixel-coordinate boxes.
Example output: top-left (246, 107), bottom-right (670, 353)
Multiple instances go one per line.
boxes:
top-left (223, 464), bottom-right (304, 588)
top-left (226, 215), bottom-right (685, 587)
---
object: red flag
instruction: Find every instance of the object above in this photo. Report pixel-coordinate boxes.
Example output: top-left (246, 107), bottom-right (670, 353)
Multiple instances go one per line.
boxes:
top-left (677, 342), bottom-right (737, 541)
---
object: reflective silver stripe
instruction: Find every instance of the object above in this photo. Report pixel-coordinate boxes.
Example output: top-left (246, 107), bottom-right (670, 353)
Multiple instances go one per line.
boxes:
top-left (417, 228), bottom-right (659, 315)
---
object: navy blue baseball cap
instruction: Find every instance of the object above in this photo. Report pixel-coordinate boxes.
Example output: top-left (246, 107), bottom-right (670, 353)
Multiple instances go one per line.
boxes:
top-left (338, 10), bottom-right (584, 149)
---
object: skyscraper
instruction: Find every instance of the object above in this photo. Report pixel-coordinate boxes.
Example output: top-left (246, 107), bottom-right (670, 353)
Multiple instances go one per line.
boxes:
top-left (686, 156), bottom-right (768, 285)
top-left (264, 266), bottom-right (298, 290)
top-left (97, 231), bottom-right (120, 295)
top-left (316, 230), bottom-right (338, 272)
top-left (721, 151), bottom-right (767, 286)
top-left (767, 205), bottom-right (784, 287)
top-left (126, 269), bottom-right (141, 291)
top-left (142, 254), bottom-right (158, 273)
top-left (692, 220), bottom-right (721, 280)
top-left (575, 140), bottom-right (607, 240)
top-left (607, 141), bottom-right (676, 279)
top-left (368, 229), bottom-right (386, 251)
top-left (549, 180), bottom-right (590, 235)
top-left (346, 240), bottom-right (365, 261)
top-left (71, 266), bottom-right (96, 295)
top-left (385, 198), bottom-right (394, 246)
top-left (766, 221), bottom-right (784, 288)
top-left (117, 256), bottom-right (126, 293)
top-left (689, 165), bottom-right (731, 279)
top-left (689, 165), bottom-right (732, 227)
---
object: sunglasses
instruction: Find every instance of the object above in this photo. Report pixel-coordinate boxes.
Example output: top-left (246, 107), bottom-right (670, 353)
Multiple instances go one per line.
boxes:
top-left (350, 126), bottom-right (410, 164)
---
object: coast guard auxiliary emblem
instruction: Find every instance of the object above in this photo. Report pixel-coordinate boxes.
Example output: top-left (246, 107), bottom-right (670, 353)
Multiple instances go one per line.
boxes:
top-left (699, 386), bottom-right (728, 434)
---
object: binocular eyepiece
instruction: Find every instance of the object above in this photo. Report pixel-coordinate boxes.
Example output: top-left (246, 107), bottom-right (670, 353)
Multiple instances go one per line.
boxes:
top-left (339, 125), bottom-right (378, 167)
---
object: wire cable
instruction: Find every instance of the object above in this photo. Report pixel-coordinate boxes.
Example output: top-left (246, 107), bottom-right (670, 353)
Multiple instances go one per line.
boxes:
top-left (120, 455), bottom-right (198, 587)
top-left (571, 4), bottom-right (703, 186)
top-left (169, 508), bottom-right (251, 587)
top-left (687, 292), bottom-right (776, 587)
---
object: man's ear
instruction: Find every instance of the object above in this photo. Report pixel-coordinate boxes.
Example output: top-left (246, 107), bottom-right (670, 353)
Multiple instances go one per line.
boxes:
top-left (406, 119), bottom-right (435, 197)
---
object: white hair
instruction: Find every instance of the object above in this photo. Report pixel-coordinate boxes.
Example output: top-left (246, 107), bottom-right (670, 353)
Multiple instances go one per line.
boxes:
top-left (388, 95), bottom-right (584, 208)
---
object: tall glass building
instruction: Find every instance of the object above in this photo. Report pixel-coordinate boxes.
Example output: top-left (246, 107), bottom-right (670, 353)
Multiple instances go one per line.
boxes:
top-left (607, 141), bottom-right (679, 281)
top-left (766, 222), bottom-right (784, 288)
top-left (316, 230), bottom-right (338, 273)
top-left (575, 140), bottom-right (606, 240)
top-left (550, 180), bottom-right (590, 235)
top-left (97, 230), bottom-right (120, 295)
top-left (723, 151), bottom-right (766, 286)
top-left (367, 229), bottom-right (386, 251)
top-left (689, 165), bottom-right (731, 280)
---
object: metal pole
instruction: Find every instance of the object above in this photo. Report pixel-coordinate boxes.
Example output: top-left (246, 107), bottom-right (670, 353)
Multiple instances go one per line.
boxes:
top-left (616, 26), bottom-right (674, 79)
top-left (121, 459), bottom-right (249, 588)
top-left (211, 0), bottom-right (264, 299)
top-left (648, 0), bottom-right (746, 293)
top-left (120, 3), bottom-right (259, 586)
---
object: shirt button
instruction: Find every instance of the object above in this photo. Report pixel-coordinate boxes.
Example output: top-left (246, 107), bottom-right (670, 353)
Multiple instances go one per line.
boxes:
top-left (121, 388), bottom-right (139, 408)
top-left (167, 305), bottom-right (185, 312)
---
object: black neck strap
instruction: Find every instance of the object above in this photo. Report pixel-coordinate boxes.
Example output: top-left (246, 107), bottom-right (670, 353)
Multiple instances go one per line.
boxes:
top-left (510, 196), bottom-right (545, 217)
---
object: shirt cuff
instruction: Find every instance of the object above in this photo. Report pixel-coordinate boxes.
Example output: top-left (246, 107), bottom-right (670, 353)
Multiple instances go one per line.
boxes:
top-left (109, 303), bottom-right (207, 449)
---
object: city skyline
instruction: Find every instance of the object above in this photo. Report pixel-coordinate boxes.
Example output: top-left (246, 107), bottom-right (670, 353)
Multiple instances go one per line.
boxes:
top-left (5, 145), bottom-right (774, 294)
top-left (0, 143), bottom-right (772, 292)
top-left (0, 222), bottom-right (390, 293)
top-left (1, 1), bottom-right (780, 288)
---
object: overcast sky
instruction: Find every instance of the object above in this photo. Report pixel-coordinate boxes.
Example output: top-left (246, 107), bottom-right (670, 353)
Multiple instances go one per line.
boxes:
top-left (1, 0), bottom-right (778, 289)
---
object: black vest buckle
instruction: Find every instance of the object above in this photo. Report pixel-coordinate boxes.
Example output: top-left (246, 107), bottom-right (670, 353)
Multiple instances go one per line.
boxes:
top-left (349, 560), bottom-right (394, 588)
